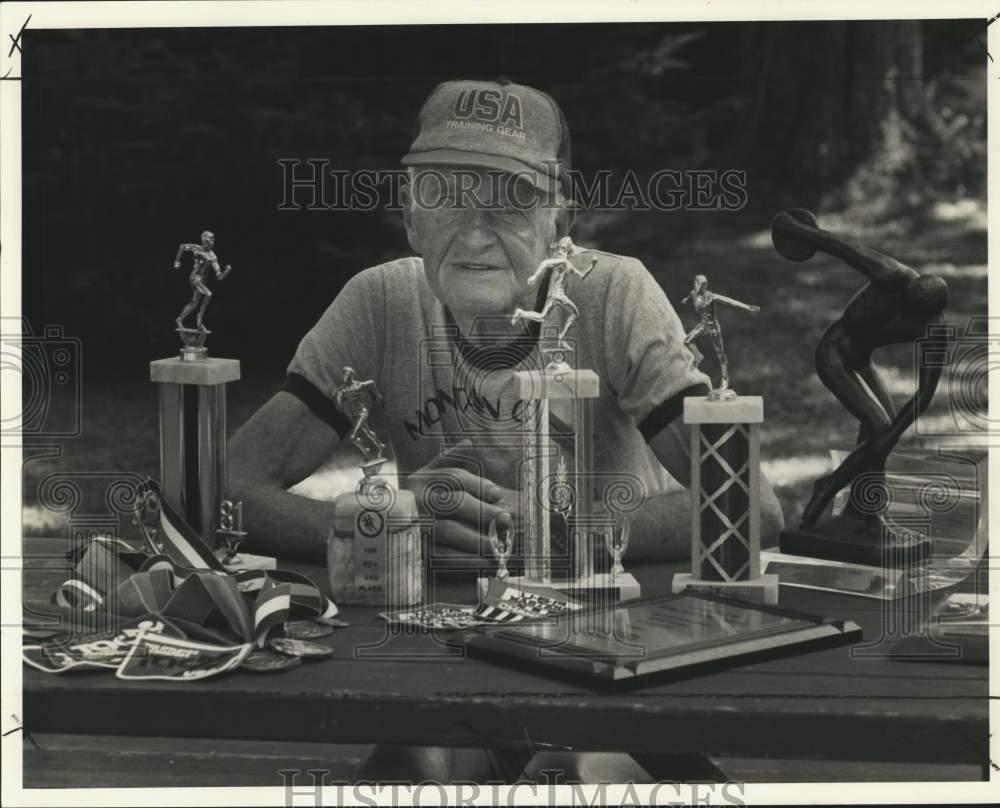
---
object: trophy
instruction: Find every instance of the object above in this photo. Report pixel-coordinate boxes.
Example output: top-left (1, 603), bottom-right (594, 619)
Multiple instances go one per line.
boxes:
top-left (671, 275), bottom-right (778, 604)
top-left (149, 231), bottom-right (275, 570)
top-left (328, 367), bottom-right (423, 606)
top-left (605, 516), bottom-right (630, 580)
top-left (680, 275), bottom-right (759, 400)
top-left (488, 515), bottom-right (513, 581)
top-left (770, 209), bottom-right (949, 568)
top-left (173, 230), bottom-right (232, 360)
top-left (477, 237), bottom-right (641, 602)
top-left (216, 499), bottom-right (248, 568)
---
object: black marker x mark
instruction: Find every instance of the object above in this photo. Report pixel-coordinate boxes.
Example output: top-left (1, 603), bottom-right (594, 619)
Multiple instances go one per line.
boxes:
top-left (974, 12), bottom-right (1000, 63)
top-left (7, 13), bottom-right (31, 58)
top-left (1, 13), bottom-right (30, 79)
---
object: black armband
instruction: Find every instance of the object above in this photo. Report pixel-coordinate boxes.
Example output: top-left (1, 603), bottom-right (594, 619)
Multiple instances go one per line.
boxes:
top-left (280, 372), bottom-right (352, 440)
top-left (638, 383), bottom-right (711, 441)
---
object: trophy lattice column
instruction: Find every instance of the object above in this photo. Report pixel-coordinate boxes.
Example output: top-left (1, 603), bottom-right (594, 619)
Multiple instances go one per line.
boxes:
top-left (672, 396), bottom-right (778, 604)
top-left (150, 356), bottom-right (240, 550)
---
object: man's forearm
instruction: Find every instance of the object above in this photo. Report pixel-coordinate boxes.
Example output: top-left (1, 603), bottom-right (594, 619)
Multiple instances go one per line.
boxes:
top-left (621, 488), bottom-right (692, 563)
top-left (230, 476), bottom-right (335, 564)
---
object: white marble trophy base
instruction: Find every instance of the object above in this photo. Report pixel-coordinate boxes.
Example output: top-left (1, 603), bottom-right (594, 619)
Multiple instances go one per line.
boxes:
top-left (671, 572), bottom-right (779, 605)
top-left (223, 552), bottom-right (276, 572)
top-left (477, 572), bottom-right (641, 603)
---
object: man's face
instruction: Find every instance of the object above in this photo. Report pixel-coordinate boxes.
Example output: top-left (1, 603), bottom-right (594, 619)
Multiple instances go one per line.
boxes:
top-left (404, 166), bottom-right (562, 318)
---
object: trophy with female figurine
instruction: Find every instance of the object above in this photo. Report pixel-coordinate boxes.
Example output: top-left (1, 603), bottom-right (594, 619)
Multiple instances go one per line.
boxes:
top-left (478, 237), bottom-right (641, 602)
top-left (671, 275), bottom-right (778, 604)
top-left (328, 368), bottom-right (423, 606)
top-left (146, 230), bottom-right (274, 570)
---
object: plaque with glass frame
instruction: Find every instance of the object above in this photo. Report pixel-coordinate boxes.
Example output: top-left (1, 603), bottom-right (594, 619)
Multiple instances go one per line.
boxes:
top-left (463, 591), bottom-right (862, 687)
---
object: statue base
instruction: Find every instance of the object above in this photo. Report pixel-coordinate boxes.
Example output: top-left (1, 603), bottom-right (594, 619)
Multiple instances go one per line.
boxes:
top-left (179, 345), bottom-right (208, 362)
top-left (779, 513), bottom-right (932, 568)
top-left (477, 572), bottom-right (641, 603)
top-left (222, 552), bottom-right (276, 572)
top-left (671, 572), bottom-right (779, 605)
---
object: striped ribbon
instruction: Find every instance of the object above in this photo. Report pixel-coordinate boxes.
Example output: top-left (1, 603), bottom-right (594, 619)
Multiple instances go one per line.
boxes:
top-left (40, 479), bottom-right (338, 667)
top-left (142, 480), bottom-right (226, 572)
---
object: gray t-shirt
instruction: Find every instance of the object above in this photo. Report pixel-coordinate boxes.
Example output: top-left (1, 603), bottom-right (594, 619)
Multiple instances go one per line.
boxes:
top-left (285, 249), bottom-right (709, 503)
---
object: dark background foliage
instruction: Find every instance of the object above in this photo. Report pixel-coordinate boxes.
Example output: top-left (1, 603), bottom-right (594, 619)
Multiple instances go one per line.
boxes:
top-left (22, 21), bottom-right (986, 371)
top-left (19, 21), bottom-right (988, 529)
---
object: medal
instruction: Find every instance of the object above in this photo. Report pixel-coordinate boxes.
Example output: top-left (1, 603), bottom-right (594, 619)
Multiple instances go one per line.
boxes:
top-left (269, 637), bottom-right (334, 659)
top-left (242, 649), bottom-right (303, 673)
top-left (283, 620), bottom-right (334, 640)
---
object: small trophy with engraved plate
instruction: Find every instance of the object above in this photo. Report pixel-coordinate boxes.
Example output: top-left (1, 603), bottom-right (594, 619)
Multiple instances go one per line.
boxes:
top-left (327, 368), bottom-right (423, 606)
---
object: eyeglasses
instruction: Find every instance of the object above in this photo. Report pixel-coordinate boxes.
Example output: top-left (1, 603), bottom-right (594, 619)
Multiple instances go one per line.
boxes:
top-left (409, 175), bottom-right (559, 233)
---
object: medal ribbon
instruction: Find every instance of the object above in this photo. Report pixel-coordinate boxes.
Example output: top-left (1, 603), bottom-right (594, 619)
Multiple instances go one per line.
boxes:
top-left (26, 480), bottom-right (338, 679)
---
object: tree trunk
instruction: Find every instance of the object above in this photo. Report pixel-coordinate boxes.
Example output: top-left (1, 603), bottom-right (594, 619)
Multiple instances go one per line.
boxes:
top-left (735, 21), bottom-right (924, 212)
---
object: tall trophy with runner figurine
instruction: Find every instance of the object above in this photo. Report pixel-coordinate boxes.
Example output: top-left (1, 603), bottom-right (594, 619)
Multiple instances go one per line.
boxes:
top-left (327, 367), bottom-right (424, 606)
top-left (148, 230), bottom-right (274, 570)
top-left (477, 237), bottom-right (641, 603)
top-left (671, 275), bottom-right (778, 604)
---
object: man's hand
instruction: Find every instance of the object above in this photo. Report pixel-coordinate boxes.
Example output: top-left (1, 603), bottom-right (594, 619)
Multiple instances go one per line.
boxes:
top-left (403, 439), bottom-right (513, 557)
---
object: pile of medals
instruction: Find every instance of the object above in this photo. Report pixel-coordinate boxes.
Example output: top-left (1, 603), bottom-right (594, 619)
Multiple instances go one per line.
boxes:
top-left (23, 488), bottom-right (344, 682)
top-left (243, 616), bottom-right (350, 673)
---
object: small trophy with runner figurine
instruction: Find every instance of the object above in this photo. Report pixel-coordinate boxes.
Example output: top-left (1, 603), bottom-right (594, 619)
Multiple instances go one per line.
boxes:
top-left (328, 367), bottom-right (423, 606)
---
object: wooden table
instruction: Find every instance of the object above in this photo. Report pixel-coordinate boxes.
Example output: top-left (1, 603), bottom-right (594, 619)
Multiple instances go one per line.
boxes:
top-left (21, 538), bottom-right (989, 782)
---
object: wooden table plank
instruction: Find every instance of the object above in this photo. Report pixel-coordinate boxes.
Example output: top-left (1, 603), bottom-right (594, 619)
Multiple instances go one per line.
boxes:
top-left (21, 539), bottom-right (989, 765)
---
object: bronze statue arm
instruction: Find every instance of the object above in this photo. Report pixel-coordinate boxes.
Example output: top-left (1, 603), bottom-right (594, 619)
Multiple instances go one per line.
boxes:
top-left (213, 260), bottom-right (232, 280)
top-left (712, 293), bottom-right (760, 313)
top-left (771, 209), bottom-right (915, 290)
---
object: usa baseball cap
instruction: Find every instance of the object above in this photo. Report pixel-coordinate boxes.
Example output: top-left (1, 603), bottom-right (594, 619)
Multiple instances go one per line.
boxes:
top-left (402, 77), bottom-right (572, 197)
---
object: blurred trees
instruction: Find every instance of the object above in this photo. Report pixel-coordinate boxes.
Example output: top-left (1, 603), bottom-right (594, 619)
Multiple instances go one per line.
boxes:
top-left (731, 21), bottom-right (986, 214)
top-left (21, 22), bottom-right (985, 370)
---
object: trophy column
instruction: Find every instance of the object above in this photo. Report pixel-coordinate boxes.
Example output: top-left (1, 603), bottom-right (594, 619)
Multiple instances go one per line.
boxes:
top-left (517, 365), bottom-right (598, 584)
top-left (476, 364), bottom-right (640, 602)
top-left (150, 354), bottom-right (240, 551)
top-left (672, 396), bottom-right (778, 604)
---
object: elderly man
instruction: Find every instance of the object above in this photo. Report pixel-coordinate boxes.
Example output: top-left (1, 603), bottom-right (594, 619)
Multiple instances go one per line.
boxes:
top-left (229, 78), bottom-right (783, 782)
